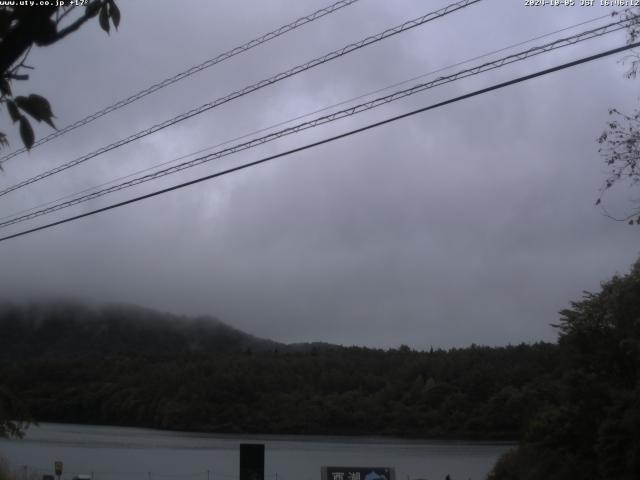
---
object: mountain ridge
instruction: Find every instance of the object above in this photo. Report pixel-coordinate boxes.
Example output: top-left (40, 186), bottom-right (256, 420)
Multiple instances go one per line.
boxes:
top-left (0, 300), bottom-right (301, 359)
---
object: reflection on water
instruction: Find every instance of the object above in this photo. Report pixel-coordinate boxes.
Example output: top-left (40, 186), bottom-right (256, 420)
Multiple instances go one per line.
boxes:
top-left (0, 423), bottom-right (513, 480)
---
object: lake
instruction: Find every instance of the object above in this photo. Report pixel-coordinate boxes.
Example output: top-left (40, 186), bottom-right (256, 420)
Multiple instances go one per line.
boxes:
top-left (0, 423), bottom-right (513, 480)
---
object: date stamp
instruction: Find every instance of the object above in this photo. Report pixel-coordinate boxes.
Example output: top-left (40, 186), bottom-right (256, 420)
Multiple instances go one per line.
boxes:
top-left (525, 0), bottom-right (640, 6)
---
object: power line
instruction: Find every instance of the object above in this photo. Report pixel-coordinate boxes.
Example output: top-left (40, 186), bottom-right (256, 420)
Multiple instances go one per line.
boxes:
top-left (1, 40), bottom-right (637, 244)
top-left (0, 11), bottom-right (613, 225)
top-left (0, 15), bottom-right (633, 230)
top-left (0, 16), bottom-right (630, 227)
top-left (0, 0), bottom-right (483, 198)
top-left (0, 11), bottom-right (615, 225)
top-left (0, 0), bottom-right (362, 165)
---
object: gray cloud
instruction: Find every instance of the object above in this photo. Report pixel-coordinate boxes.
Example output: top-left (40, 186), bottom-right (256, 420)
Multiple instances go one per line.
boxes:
top-left (0, 0), bottom-right (638, 348)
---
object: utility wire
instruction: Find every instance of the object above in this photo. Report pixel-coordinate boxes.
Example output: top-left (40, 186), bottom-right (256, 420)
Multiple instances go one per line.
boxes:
top-left (0, 10), bottom-right (613, 224)
top-left (0, 15), bottom-right (633, 230)
top-left (0, 0), bottom-right (482, 198)
top-left (1, 40), bottom-right (637, 244)
top-left (0, 0), bottom-right (361, 165)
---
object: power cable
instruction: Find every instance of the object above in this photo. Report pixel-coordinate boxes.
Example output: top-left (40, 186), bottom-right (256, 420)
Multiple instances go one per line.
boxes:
top-left (0, 0), bottom-right (362, 164)
top-left (1, 40), bottom-right (637, 244)
top-left (0, 15), bottom-right (633, 229)
top-left (0, 0), bottom-right (483, 198)
top-left (0, 10), bottom-right (613, 224)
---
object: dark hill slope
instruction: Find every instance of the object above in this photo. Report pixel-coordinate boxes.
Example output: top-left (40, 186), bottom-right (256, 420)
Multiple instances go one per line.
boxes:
top-left (0, 301), bottom-right (282, 359)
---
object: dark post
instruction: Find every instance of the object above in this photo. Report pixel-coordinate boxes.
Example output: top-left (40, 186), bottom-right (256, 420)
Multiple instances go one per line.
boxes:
top-left (54, 461), bottom-right (63, 480)
top-left (239, 444), bottom-right (264, 480)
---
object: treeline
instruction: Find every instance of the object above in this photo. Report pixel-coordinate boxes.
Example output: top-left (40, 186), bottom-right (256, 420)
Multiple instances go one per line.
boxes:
top-left (0, 342), bottom-right (558, 439)
top-left (489, 259), bottom-right (640, 480)
top-left (3, 257), bottom-right (638, 478)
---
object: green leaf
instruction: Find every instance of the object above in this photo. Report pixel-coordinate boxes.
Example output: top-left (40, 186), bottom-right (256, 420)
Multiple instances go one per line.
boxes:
top-left (19, 117), bottom-right (34, 150)
top-left (99, 4), bottom-right (110, 33)
top-left (29, 94), bottom-right (54, 118)
top-left (14, 96), bottom-right (30, 113)
top-left (28, 94), bottom-right (55, 128)
top-left (6, 100), bottom-right (21, 123)
top-left (109, 0), bottom-right (120, 29)
top-left (86, 1), bottom-right (101, 18)
top-left (15, 94), bottom-right (56, 129)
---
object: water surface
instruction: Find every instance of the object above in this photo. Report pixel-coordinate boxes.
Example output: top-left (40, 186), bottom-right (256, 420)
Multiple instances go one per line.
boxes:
top-left (0, 423), bottom-right (513, 480)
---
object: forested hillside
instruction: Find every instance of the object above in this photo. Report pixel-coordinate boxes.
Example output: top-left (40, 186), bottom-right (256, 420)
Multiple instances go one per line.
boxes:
top-left (1, 342), bottom-right (557, 438)
top-left (0, 301), bottom-right (561, 439)
top-left (4, 258), bottom-right (637, 479)
top-left (0, 301), bottom-right (281, 359)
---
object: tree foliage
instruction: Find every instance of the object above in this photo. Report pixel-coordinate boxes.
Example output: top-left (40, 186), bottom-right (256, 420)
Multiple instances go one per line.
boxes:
top-left (0, 301), bottom-right (561, 439)
top-left (0, 1), bottom-right (120, 151)
top-left (0, 385), bottom-right (30, 439)
top-left (489, 258), bottom-right (640, 480)
top-left (597, 8), bottom-right (640, 223)
top-left (0, 344), bottom-right (560, 438)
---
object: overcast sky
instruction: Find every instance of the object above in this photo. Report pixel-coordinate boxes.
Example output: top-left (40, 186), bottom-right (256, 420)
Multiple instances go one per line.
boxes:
top-left (0, 0), bottom-right (638, 349)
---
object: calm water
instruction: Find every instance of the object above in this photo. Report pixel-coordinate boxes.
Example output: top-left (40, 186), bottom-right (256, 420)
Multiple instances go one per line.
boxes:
top-left (0, 423), bottom-right (513, 480)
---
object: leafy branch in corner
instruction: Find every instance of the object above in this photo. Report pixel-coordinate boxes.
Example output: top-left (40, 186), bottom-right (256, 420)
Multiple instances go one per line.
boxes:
top-left (596, 108), bottom-right (640, 225)
top-left (597, 7), bottom-right (640, 224)
top-left (0, 0), bottom-right (120, 153)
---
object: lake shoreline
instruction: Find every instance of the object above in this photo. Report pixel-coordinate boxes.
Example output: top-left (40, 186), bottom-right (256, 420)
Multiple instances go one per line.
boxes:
top-left (18, 420), bottom-right (520, 445)
top-left (0, 422), bottom-right (513, 480)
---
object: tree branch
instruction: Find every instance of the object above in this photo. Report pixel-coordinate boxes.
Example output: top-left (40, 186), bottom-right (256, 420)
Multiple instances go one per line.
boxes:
top-left (39, 1), bottom-right (105, 45)
top-left (0, 1), bottom-right (105, 73)
top-left (55, 5), bottom-right (77, 27)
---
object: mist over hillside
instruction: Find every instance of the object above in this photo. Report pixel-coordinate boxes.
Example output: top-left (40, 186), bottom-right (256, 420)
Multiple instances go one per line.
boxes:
top-left (0, 300), bottom-right (560, 440)
top-left (0, 301), bottom-right (285, 359)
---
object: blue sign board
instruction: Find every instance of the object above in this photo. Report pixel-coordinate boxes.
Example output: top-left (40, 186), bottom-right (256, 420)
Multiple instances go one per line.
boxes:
top-left (322, 467), bottom-right (395, 480)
